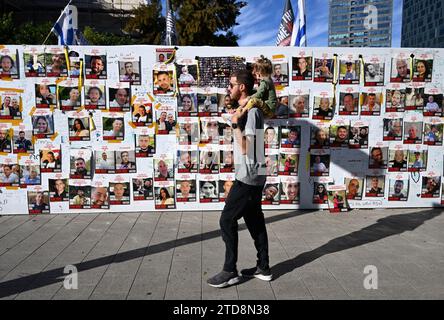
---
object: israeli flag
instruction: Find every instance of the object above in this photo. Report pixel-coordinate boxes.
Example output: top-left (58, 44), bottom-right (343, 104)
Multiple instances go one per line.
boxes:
top-left (292, 0), bottom-right (306, 47)
top-left (51, 2), bottom-right (78, 45)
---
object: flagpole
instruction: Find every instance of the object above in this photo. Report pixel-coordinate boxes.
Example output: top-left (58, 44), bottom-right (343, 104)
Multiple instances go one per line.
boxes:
top-left (42, 0), bottom-right (73, 45)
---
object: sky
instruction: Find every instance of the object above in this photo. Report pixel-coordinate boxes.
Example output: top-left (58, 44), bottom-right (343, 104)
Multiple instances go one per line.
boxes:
top-left (233, 0), bottom-right (403, 47)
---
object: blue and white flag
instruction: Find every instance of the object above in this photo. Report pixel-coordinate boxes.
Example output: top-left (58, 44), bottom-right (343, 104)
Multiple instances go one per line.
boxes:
top-left (51, 2), bottom-right (77, 45)
top-left (292, 0), bottom-right (307, 47)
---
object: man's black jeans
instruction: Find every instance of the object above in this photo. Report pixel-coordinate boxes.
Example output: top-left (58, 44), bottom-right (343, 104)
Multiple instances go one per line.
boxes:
top-left (220, 180), bottom-right (269, 272)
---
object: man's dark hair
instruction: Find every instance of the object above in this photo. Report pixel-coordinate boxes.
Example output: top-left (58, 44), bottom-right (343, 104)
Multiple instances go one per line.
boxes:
top-left (75, 157), bottom-right (85, 163)
top-left (157, 71), bottom-right (170, 77)
top-left (337, 126), bottom-right (347, 131)
top-left (368, 93), bottom-right (376, 97)
top-left (343, 93), bottom-right (354, 99)
top-left (231, 70), bottom-right (254, 95)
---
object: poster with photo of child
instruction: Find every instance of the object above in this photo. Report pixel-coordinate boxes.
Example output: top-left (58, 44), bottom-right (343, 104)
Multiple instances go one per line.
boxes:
top-left (0, 48), bottom-right (20, 79)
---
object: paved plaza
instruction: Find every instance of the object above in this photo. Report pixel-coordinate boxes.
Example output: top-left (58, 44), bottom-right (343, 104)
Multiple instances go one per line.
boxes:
top-left (0, 208), bottom-right (443, 300)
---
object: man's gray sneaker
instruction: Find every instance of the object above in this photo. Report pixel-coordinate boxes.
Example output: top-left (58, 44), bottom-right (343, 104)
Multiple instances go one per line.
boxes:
top-left (207, 270), bottom-right (240, 288)
top-left (240, 266), bottom-right (273, 281)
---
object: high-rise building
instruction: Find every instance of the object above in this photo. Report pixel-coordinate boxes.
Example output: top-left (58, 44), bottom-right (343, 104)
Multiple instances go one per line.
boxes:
top-left (401, 0), bottom-right (444, 48)
top-left (1, 0), bottom-right (145, 34)
top-left (329, 0), bottom-right (393, 47)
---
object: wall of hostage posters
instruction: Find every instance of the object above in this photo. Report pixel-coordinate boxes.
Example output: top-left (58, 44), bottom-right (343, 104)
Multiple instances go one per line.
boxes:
top-left (1, 44), bottom-right (444, 214)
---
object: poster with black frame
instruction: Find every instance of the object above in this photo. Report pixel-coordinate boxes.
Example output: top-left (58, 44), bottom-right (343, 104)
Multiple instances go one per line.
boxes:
top-left (12, 126), bottom-right (34, 154)
top-left (390, 53), bottom-right (411, 83)
top-left (271, 54), bottom-right (289, 87)
top-left (27, 188), bottom-right (50, 214)
top-left (68, 111), bottom-right (91, 142)
top-left (329, 118), bottom-right (350, 148)
top-left (177, 145), bottom-right (198, 173)
top-left (313, 52), bottom-right (335, 83)
top-left (49, 177), bottom-right (69, 202)
top-left (310, 149), bottom-right (330, 177)
top-left (312, 177), bottom-right (332, 205)
top-left (345, 177), bottom-right (364, 200)
top-left (0, 47), bottom-right (20, 79)
top-left (388, 174), bottom-right (409, 201)
top-left (412, 53), bottom-right (433, 83)
top-left (421, 173), bottom-right (441, 198)
top-left (423, 87), bottom-right (443, 117)
top-left (310, 122), bottom-right (330, 150)
top-left (403, 113), bottom-right (423, 144)
top-left (349, 120), bottom-right (369, 149)
top-left (405, 84), bottom-right (425, 111)
top-left (197, 88), bottom-right (219, 117)
top-left (388, 145), bottom-right (408, 172)
top-left (23, 46), bottom-right (46, 77)
top-left (363, 55), bottom-right (385, 86)
top-left (383, 114), bottom-right (404, 141)
top-left (178, 117), bottom-right (199, 145)
top-left (0, 88), bottom-right (23, 120)
top-left (132, 96), bottom-right (153, 127)
top-left (154, 180), bottom-right (176, 209)
top-left (135, 130), bottom-right (156, 158)
top-left (219, 173), bottom-right (234, 202)
top-left (175, 58), bottom-right (198, 87)
top-left (338, 87), bottom-right (359, 116)
top-left (115, 148), bottom-right (137, 174)
top-left (292, 50), bottom-right (312, 81)
top-left (327, 184), bottom-right (348, 213)
top-left (368, 143), bottom-right (388, 169)
top-left (102, 114), bottom-right (125, 141)
top-left (40, 145), bottom-right (62, 173)
top-left (109, 178), bottom-right (131, 205)
top-left (312, 91), bottom-right (334, 120)
top-left (339, 54), bottom-right (360, 85)
top-left (288, 88), bottom-right (309, 118)
top-left (155, 101), bottom-right (177, 135)
top-left (84, 80), bottom-right (106, 110)
top-left (219, 145), bottom-right (234, 173)
top-left (94, 147), bottom-right (115, 174)
top-left (132, 175), bottom-right (154, 201)
top-left (0, 155), bottom-right (19, 187)
top-left (199, 174), bottom-right (219, 203)
top-left (108, 82), bottom-right (131, 112)
top-left (70, 148), bottom-right (92, 179)
top-left (154, 154), bottom-right (174, 181)
top-left (199, 144), bottom-right (219, 174)
top-left (385, 84), bottom-right (406, 113)
top-left (178, 89), bottom-right (198, 117)
top-left (0, 126), bottom-right (12, 153)
top-left (69, 181), bottom-right (91, 209)
top-left (408, 145), bottom-right (427, 172)
top-left (31, 111), bottom-right (54, 140)
top-left (35, 80), bottom-right (57, 108)
top-left (278, 149), bottom-right (298, 176)
top-left (280, 176), bottom-right (299, 205)
top-left (262, 176), bottom-right (280, 205)
top-left (360, 88), bottom-right (382, 116)
top-left (19, 157), bottom-right (41, 188)
top-left (84, 49), bottom-right (107, 79)
top-left (118, 53), bottom-right (141, 85)
top-left (45, 46), bottom-right (68, 77)
top-left (365, 174), bottom-right (385, 198)
top-left (57, 79), bottom-right (81, 111)
top-left (423, 118), bottom-right (443, 146)
top-left (175, 173), bottom-right (196, 202)
top-left (91, 181), bottom-right (110, 209)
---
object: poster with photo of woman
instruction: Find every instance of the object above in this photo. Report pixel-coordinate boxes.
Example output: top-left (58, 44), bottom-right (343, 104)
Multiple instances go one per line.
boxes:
top-left (35, 82), bottom-right (56, 108)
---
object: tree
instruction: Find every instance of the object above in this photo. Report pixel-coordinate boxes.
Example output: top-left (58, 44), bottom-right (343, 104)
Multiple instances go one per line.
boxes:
top-left (82, 26), bottom-right (133, 46)
top-left (125, 0), bottom-right (246, 46)
top-left (172, 0), bottom-right (246, 46)
top-left (124, 0), bottom-right (165, 45)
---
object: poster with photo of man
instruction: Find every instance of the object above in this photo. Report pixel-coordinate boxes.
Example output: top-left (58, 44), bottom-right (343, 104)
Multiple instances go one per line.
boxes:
top-left (69, 183), bottom-right (91, 209)
top-left (13, 129), bottom-right (33, 154)
top-left (40, 148), bottom-right (62, 173)
top-left (94, 150), bottom-right (115, 174)
top-left (45, 48), bottom-right (68, 77)
top-left (132, 177), bottom-right (154, 201)
top-left (421, 175), bottom-right (440, 198)
top-left (345, 177), bottom-right (364, 200)
top-left (28, 191), bottom-right (50, 214)
top-left (388, 177), bottom-right (409, 201)
top-left (365, 175), bottom-right (385, 197)
top-left (119, 58), bottom-right (141, 85)
top-left (262, 178), bottom-right (280, 205)
top-left (292, 55), bottom-right (312, 81)
top-left (135, 134), bottom-right (155, 157)
top-left (70, 149), bottom-right (92, 179)
top-left (390, 57), bottom-right (411, 83)
top-left (49, 178), bottom-right (69, 202)
top-left (115, 150), bottom-right (136, 174)
top-left (339, 59), bottom-right (360, 85)
top-left (109, 181), bottom-right (130, 205)
top-left (176, 175), bottom-right (196, 202)
top-left (85, 54), bottom-right (107, 79)
top-left (364, 60), bottom-right (384, 86)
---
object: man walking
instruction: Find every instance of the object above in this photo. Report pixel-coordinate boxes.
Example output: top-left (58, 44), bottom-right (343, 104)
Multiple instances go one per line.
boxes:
top-left (207, 70), bottom-right (271, 288)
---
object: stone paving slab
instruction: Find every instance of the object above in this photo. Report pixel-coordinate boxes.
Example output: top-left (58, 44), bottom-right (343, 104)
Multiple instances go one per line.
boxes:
top-left (0, 208), bottom-right (443, 300)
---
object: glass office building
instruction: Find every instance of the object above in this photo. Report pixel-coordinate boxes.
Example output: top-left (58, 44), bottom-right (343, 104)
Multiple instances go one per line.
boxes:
top-left (401, 0), bottom-right (444, 48)
top-left (329, 0), bottom-right (393, 47)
